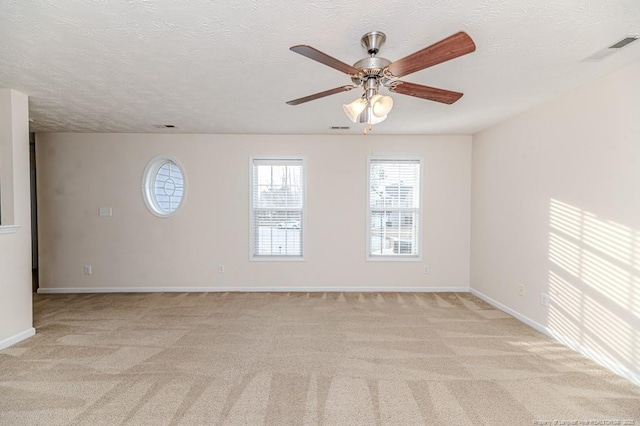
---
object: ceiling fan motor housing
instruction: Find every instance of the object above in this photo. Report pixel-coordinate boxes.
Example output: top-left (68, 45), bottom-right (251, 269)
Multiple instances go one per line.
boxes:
top-left (351, 56), bottom-right (392, 86)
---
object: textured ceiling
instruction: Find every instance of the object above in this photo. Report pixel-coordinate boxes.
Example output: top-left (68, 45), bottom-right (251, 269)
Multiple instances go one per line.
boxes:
top-left (1, 0), bottom-right (640, 135)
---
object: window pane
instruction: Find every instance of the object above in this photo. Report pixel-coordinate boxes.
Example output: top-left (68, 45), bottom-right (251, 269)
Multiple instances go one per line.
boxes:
top-left (153, 160), bottom-right (185, 214)
top-left (143, 157), bottom-right (185, 217)
top-left (254, 210), bottom-right (302, 256)
top-left (254, 163), bottom-right (303, 209)
top-left (251, 159), bottom-right (304, 258)
top-left (369, 160), bottom-right (420, 209)
top-left (369, 209), bottom-right (419, 256)
top-left (369, 159), bottom-right (421, 258)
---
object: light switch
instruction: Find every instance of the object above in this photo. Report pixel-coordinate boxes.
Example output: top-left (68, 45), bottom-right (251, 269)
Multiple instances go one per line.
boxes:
top-left (99, 207), bottom-right (113, 217)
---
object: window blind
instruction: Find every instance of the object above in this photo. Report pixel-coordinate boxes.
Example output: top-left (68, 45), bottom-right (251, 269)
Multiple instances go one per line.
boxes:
top-left (368, 159), bottom-right (421, 257)
top-left (251, 158), bottom-right (304, 258)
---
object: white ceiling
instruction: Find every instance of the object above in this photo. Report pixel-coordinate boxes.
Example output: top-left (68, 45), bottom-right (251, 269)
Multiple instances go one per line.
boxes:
top-left (1, 0), bottom-right (639, 135)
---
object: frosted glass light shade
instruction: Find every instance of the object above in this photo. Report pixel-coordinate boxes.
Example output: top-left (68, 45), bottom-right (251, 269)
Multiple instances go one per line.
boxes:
top-left (370, 94), bottom-right (393, 117)
top-left (343, 98), bottom-right (367, 122)
top-left (370, 112), bottom-right (387, 124)
top-left (358, 107), bottom-right (387, 124)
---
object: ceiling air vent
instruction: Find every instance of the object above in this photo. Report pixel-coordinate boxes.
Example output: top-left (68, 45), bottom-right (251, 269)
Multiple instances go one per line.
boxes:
top-left (609, 37), bottom-right (638, 49)
top-left (152, 124), bottom-right (176, 129)
top-left (330, 126), bottom-right (350, 130)
top-left (582, 36), bottom-right (639, 62)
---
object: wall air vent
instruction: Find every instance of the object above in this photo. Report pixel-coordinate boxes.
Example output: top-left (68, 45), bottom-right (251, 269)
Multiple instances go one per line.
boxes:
top-left (582, 36), bottom-right (639, 62)
top-left (152, 124), bottom-right (176, 129)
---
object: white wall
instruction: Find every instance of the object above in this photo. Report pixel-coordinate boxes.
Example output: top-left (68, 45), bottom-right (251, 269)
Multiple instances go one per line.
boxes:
top-left (0, 89), bottom-right (34, 349)
top-left (471, 60), bottom-right (640, 383)
top-left (36, 134), bottom-right (471, 291)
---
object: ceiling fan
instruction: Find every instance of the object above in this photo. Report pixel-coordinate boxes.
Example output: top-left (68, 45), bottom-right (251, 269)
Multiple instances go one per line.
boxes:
top-left (286, 31), bottom-right (476, 132)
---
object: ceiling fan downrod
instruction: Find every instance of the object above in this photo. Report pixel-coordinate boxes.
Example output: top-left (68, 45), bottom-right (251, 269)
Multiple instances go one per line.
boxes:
top-left (364, 77), bottom-right (379, 100)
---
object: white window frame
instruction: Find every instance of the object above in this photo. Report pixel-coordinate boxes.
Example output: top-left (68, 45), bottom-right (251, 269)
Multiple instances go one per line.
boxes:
top-left (366, 154), bottom-right (423, 261)
top-left (249, 156), bottom-right (306, 261)
top-left (141, 155), bottom-right (187, 218)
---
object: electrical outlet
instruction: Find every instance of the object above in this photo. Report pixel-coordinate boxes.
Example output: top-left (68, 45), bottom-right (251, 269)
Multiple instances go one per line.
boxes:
top-left (218, 264), bottom-right (225, 274)
top-left (423, 265), bottom-right (430, 274)
top-left (517, 284), bottom-right (525, 297)
top-left (84, 265), bottom-right (92, 275)
top-left (540, 293), bottom-right (549, 307)
top-left (99, 207), bottom-right (112, 217)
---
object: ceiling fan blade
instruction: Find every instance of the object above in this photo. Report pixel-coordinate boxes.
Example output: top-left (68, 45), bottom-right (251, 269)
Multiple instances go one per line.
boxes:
top-left (290, 45), bottom-right (360, 76)
top-left (389, 81), bottom-right (463, 104)
top-left (286, 85), bottom-right (358, 105)
top-left (386, 32), bottom-right (476, 78)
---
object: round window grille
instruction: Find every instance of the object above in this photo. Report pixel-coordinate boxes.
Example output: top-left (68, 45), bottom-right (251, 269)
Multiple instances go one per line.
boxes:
top-left (142, 156), bottom-right (186, 217)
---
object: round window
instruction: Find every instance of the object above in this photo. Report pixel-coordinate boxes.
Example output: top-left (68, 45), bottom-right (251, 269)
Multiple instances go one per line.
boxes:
top-left (142, 156), bottom-right (186, 217)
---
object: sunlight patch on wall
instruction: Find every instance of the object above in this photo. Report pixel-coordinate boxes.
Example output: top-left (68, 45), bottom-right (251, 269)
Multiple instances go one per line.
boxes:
top-left (582, 295), bottom-right (634, 365)
top-left (581, 250), bottom-right (632, 309)
top-left (583, 214), bottom-right (633, 265)
top-left (548, 270), bottom-right (583, 342)
top-left (548, 199), bottom-right (639, 378)
top-left (549, 201), bottom-right (581, 239)
top-left (549, 234), bottom-right (580, 277)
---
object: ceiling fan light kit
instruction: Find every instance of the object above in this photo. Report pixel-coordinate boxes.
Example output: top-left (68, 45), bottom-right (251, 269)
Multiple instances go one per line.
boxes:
top-left (287, 30), bottom-right (476, 133)
top-left (369, 94), bottom-right (393, 117)
top-left (359, 107), bottom-right (386, 125)
top-left (343, 97), bottom-right (368, 122)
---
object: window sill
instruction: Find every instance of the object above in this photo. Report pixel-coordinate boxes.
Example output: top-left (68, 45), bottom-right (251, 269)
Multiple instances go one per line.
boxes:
top-left (251, 256), bottom-right (306, 262)
top-left (366, 255), bottom-right (422, 262)
top-left (0, 225), bottom-right (20, 234)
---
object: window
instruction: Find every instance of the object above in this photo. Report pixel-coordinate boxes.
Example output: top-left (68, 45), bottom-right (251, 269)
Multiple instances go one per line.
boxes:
top-left (367, 157), bottom-right (422, 260)
top-left (142, 156), bottom-right (185, 217)
top-left (250, 157), bottom-right (304, 259)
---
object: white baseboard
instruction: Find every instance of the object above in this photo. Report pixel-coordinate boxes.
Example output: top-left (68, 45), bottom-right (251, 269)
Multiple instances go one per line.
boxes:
top-left (469, 288), bottom-right (548, 334)
top-left (0, 327), bottom-right (35, 351)
top-left (470, 288), bottom-right (640, 387)
top-left (38, 286), bottom-right (470, 294)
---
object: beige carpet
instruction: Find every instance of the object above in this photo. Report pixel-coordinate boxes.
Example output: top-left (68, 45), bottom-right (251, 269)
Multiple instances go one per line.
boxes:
top-left (0, 292), bottom-right (638, 425)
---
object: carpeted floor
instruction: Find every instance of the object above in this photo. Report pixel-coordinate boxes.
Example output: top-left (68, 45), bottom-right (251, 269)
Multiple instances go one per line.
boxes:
top-left (0, 292), bottom-right (638, 425)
